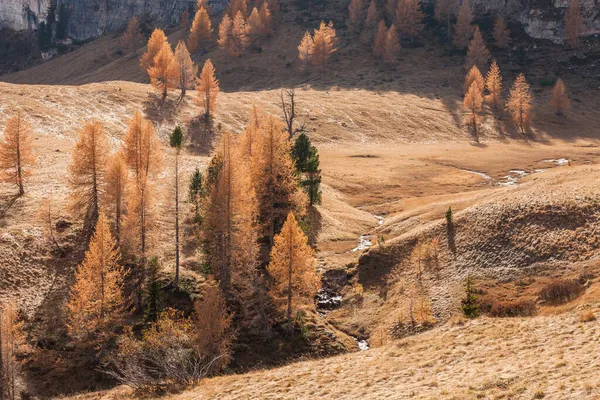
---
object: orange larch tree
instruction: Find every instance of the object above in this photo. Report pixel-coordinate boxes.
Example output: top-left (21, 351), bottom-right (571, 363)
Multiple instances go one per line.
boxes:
top-left (252, 115), bottom-right (306, 247)
top-left (0, 111), bottom-right (35, 196)
top-left (465, 26), bottom-right (490, 71)
top-left (347, 0), bottom-right (366, 33)
top-left (121, 110), bottom-right (163, 303)
top-left (365, 0), bottom-right (380, 36)
top-left (395, 0), bottom-right (424, 40)
top-left (383, 24), bottom-right (401, 64)
top-left (259, 3), bottom-right (273, 36)
top-left (485, 60), bottom-right (503, 109)
top-left (231, 11), bottom-right (250, 56)
top-left (267, 212), bottom-right (320, 331)
top-left (179, 8), bottom-right (191, 30)
top-left (228, 0), bottom-right (248, 18)
top-left (203, 132), bottom-right (259, 297)
top-left (434, 0), bottom-right (457, 38)
top-left (373, 20), bottom-right (387, 58)
top-left (565, 0), bottom-right (585, 48)
top-left (464, 65), bottom-right (485, 95)
top-left (217, 14), bottom-right (234, 54)
top-left (464, 81), bottom-right (483, 139)
top-left (195, 59), bottom-right (219, 118)
top-left (120, 16), bottom-right (143, 55)
top-left (493, 16), bottom-right (510, 48)
top-left (140, 28), bottom-right (168, 72)
top-left (551, 78), bottom-right (571, 116)
top-left (68, 120), bottom-right (110, 233)
top-left (67, 213), bottom-right (127, 341)
top-left (148, 41), bottom-right (179, 101)
top-left (311, 21), bottom-right (338, 67)
top-left (453, 0), bottom-right (473, 49)
top-left (297, 31), bottom-right (313, 70)
top-left (385, 0), bottom-right (398, 23)
top-left (174, 40), bottom-right (198, 97)
top-left (506, 73), bottom-right (533, 134)
top-left (248, 7), bottom-right (263, 44)
top-left (188, 6), bottom-right (213, 54)
top-left (104, 153), bottom-right (128, 244)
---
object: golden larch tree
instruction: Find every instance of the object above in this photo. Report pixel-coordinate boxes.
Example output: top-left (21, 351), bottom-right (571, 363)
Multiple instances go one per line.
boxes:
top-left (121, 109), bottom-right (163, 275)
top-left (347, 0), bottom-right (366, 33)
top-left (120, 16), bottom-right (143, 55)
top-left (385, 0), bottom-right (398, 22)
top-left (193, 284), bottom-right (233, 370)
top-left (311, 21), bottom-right (338, 67)
top-left (383, 24), bottom-right (401, 64)
top-left (297, 31), bottom-right (313, 70)
top-left (248, 7), bottom-right (263, 44)
top-left (493, 16), bottom-right (510, 48)
top-left (68, 120), bottom-right (110, 233)
top-left (252, 115), bottom-right (306, 247)
top-left (174, 40), bottom-right (198, 97)
top-left (0, 302), bottom-right (24, 400)
top-left (228, 0), bottom-right (248, 18)
top-left (453, 0), bottom-right (473, 49)
top-left (179, 8), bottom-right (191, 29)
top-left (434, 0), bottom-right (457, 38)
top-left (67, 213), bottom-right (127, 340)
top-left (464, 65), bottom-right (484, 94)
top-left (231, 11), bottom-right (249, 56)
top-left (203, 132), bottom-right (259, 297)
top-left (104, 153), bottom-right (128, 244)
top-left (485, 60), bottom-right (503, 109)
top-left (551, 78), bottom-right (571, 116)
top-left (195, 59), bottom-right (220, 118)
top-left (464, 81), bottom-right (483, 139)
top-left (465, 26), bottom-right (490, 71)
top-left (267, 212), bottom-right (320, 330)
top-left (188, 6), bottom-right (213, 53)
top-left (148, 41), bottom-right (180, 101)
top-left (506, 73), bottom-right (533, 134)
top-left (0, 111), bottom-right (35, 196)
top-left (365, 0), bottom-right (380, 33)
top-left (140, 28), bottom-right (168, 72)
top-left (373, 20), bottom-right (387, 58)
top-left (217, 14), bottom-right (234, 53)
top-left (259, 3), bottom-right (273, 36)
top-left (565, 0), bottom-right (585, 48)
top-left (395, 0), bottom-right (424, 40)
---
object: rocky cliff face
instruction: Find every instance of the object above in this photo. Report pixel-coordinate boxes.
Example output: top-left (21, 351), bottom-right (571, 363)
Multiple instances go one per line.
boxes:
top-left (0, 0), bottom-right (227, 39)
top-left (0, 0), bottom-right (50, 31)
top-left (2, 0), bottom-right (599, 42)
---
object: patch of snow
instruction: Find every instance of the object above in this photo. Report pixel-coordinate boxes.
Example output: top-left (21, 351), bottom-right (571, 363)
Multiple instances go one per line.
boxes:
top-left (352, 235), bottom-right (373, 252)
top-left (357, 339), bottom-right (370, 351)
top-left (543, 158), bottom-right (569, 166)
top-left (375, 215), bottom-right (384, 225)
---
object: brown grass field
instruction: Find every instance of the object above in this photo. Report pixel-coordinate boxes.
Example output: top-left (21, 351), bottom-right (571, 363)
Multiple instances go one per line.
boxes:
top-left (2, 12), bottom-right (600, 398)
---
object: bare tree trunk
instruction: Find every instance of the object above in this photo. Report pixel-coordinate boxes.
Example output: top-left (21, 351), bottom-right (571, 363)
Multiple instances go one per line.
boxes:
top-left (174, 150), bottom-right (180, 287)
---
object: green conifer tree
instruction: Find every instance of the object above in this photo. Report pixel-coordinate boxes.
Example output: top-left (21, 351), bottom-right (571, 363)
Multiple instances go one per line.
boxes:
top-left (291, 133), bottom-right (322, 206)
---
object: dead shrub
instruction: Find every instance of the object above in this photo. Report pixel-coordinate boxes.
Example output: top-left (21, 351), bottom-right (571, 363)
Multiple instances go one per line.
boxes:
top-left (538, 279), bottom-right (583, 305)
top-left (489, 299), bottom-right (537, 317)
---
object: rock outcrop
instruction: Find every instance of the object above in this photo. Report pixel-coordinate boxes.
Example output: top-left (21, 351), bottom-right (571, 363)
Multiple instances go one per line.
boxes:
top-left (1, 0), bottom-right (599, 42)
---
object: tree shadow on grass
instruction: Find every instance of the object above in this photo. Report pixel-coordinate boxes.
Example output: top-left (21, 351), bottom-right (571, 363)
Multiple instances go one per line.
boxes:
top-left (186, 115), bottom-right (219, 156)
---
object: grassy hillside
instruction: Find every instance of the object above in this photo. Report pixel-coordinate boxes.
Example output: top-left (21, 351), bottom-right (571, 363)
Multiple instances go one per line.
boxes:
top-left (2, 3), bottom-right (600, 398)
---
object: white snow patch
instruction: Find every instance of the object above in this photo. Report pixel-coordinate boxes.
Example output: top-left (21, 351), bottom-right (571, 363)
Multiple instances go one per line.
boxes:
top-left (543, 158), bottom-right (569, 166)
top-left (357, 339), bottom-right (370, 351)
top-left (352, 235), bottom-right (373, 252)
